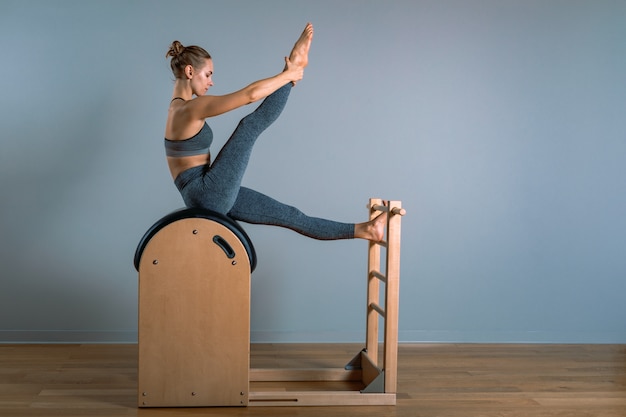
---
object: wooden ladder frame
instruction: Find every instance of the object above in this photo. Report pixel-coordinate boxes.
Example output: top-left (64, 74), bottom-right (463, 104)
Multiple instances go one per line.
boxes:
top-left (247, 198), bottom-right (405, 406)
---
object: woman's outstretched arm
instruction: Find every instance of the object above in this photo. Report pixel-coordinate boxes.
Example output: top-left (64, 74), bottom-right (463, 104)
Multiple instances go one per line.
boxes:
top-left (179, 23), bottom-right (313, 121)
top-left (185, 58), bottom-right (302, 120)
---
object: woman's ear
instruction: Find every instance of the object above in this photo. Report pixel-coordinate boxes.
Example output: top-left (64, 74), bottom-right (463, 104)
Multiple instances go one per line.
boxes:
top-left (185, 64), bottom-right (194, 80)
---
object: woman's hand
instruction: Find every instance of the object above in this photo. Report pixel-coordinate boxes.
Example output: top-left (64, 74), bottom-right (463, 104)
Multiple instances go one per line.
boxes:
top-left (283, 56), bottom-right (304, 86)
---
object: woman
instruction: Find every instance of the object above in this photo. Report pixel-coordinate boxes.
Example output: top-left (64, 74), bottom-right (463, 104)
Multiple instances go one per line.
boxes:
top-left (164, 23), bottom-right (384, 241)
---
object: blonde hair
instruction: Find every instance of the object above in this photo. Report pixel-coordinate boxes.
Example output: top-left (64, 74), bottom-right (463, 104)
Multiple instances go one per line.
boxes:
top-left (166, 40), bottom-right (212, 79)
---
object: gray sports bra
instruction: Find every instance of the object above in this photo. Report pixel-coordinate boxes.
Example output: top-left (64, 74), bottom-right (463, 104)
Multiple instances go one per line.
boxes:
top-left (164, 122), bottom-right (213, 157)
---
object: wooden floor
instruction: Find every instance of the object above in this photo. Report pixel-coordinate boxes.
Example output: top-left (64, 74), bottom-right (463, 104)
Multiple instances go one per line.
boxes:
top-left (1, 343), bottom-right (625, 417)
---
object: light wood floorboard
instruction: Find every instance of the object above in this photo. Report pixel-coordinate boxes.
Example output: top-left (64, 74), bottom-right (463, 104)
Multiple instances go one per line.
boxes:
top-left (1, 343), bottom-right (624, 416)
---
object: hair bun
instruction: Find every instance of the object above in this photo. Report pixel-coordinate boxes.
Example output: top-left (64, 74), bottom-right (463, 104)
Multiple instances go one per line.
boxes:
top-left (166, 40), bottom-right (185, 58)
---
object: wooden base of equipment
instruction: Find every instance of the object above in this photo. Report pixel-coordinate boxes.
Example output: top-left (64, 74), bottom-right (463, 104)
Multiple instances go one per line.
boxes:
top-left (247, 349), bottom-right (396, 406)
top-left (134, 199), bottom-right (404, 407)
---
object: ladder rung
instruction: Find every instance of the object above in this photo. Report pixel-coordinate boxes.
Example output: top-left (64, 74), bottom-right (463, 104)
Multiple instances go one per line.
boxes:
top-left (372, 240), bottom-right (387, 248)
top-left (370, 204), bottom-right (406, 217)
top-left (370, 271), bottom-right (387, 283)
top-left (369, 302), bottom-right (386, 318)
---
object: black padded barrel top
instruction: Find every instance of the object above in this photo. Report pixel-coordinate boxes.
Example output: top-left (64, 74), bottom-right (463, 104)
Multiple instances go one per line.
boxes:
top-left (133, 207), bottom-right (257, 272)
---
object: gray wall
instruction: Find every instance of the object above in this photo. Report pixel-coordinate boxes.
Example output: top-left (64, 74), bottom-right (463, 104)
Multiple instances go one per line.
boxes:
top-left (1, 0), bottom-right (625, 343)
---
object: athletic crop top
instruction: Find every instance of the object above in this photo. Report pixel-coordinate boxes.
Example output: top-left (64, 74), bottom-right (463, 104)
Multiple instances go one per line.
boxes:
top-left (164, 122), bottom-right (213, 157)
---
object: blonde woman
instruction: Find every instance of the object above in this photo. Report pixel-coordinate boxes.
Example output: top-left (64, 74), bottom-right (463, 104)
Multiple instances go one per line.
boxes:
top-left (164, 23), bottom-right (384, 241)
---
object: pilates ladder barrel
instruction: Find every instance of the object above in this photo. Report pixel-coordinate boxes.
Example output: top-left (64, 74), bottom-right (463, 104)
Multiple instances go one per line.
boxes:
top-left (135, 199), bottom-right (404, 407)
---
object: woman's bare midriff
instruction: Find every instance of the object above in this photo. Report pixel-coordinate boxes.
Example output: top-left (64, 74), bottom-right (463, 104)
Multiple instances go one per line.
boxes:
top-left (167, 153), bottom-right (211, 180)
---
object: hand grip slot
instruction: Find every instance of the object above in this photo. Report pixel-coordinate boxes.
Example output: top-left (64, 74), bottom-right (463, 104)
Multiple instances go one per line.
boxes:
top-left (213, 235), bottom-right (236, 259)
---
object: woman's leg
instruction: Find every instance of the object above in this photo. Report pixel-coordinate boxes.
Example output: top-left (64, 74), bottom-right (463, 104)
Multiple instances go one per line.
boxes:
top-left (190, 83), bottom-right (292, 213)
top-left (228, 187), bottom-right (355, 240)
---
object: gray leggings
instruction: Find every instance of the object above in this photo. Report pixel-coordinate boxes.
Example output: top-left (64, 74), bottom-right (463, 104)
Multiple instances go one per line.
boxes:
top-left (174, 83), bottom-right (355, 240)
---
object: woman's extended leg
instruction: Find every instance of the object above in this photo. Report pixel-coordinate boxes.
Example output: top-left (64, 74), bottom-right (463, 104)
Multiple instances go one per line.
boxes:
top-left (228, 187), bottom-right (355, 240)
top-left (179, 24), bottom-right (313, 213)
top-left (183, 83), bottom-right (292, 213)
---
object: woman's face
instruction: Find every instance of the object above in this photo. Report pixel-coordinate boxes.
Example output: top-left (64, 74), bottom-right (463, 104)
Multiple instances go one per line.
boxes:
top-left (191, 58), bottom-right (214, 96)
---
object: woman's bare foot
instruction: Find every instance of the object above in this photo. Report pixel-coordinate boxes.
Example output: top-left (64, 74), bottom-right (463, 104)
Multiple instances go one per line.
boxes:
top-left (355, 211), bottom-right (387, 242)
top-left (289, 22), bottom-right (313, 68)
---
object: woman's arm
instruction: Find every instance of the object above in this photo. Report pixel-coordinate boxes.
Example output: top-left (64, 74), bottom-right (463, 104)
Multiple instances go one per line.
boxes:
top-left (186, 58), bottom-right (303, 120)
